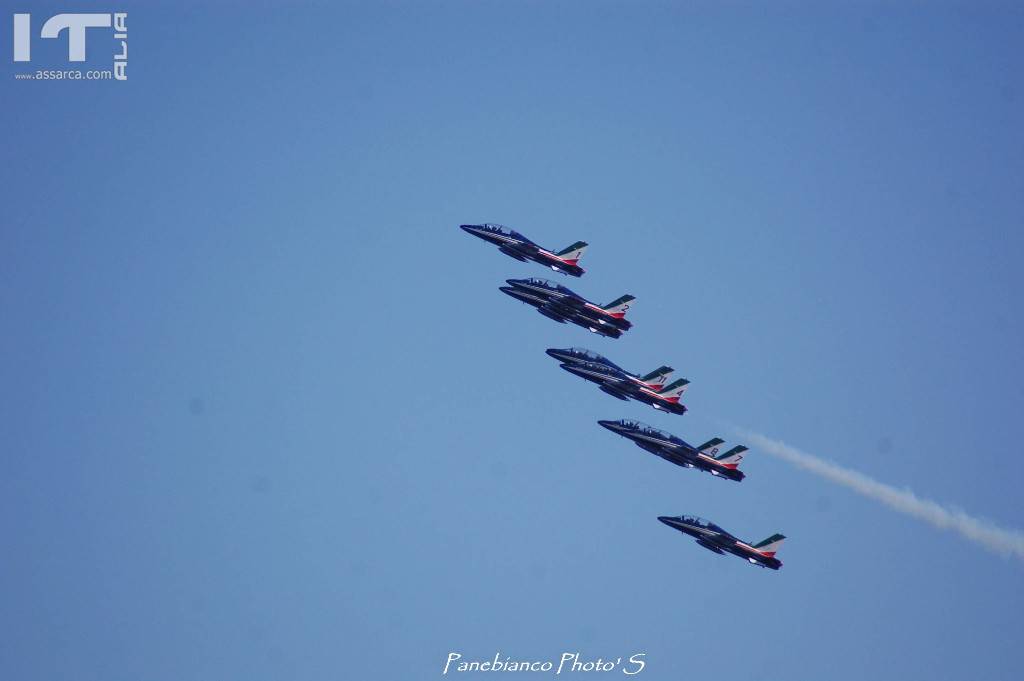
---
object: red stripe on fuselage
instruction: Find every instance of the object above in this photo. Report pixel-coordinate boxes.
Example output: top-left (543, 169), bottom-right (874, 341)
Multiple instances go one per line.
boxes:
top-left (583, 302), bottom-right (620, 318)
top-left (636, 386), bottom-right (681, 404)
top-left (696, 453), bottom-right (737, 473)
top-left (537, 249), bottom-right (577, 266)
top-left (734, 541), bottom-right (774, 558)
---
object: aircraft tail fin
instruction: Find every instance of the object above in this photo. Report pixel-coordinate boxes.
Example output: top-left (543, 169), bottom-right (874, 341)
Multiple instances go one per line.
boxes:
top-left (657, 378), bottom-right (690, 402)
top-left (638, 365), bottom-right (674, 389)
top-left (695, 438), bottom-right (726, 457)
top-left (601, 295), bottom-right (635, 319)
top-left (752, 533), bottom-right (786, 557)
top-left (714, 445), bottom-right (748, 469)
top-left (555, 241), bottom-right (588, 265)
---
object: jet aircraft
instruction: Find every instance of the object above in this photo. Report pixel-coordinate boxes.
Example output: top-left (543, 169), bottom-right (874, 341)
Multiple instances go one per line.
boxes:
top-left (598, 419), bottom-right (747, 481)
top-left (500, 278), bottom-right (635, 339)
top-left (558, 361), bottom-right (689, 413)
top-left (545, 347), bottom-right (673, 392)
top-left (460, 223), bottom-right (588, 277)
top-left (657, 515), bottom-right (785, 570)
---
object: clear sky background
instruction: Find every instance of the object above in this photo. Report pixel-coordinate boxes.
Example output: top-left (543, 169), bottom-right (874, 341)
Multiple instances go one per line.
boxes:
top-left (2, 2), bottom-right (1023, 679)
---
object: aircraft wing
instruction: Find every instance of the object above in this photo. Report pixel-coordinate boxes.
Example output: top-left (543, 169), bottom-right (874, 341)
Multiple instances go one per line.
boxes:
top-left (498, 245), bottom-right (532, 262)
top-left (562, 363), bottom-right (631, 385)
top-left (695, 539), bottom-right (726, 555)
top-left (599, 385), bottom-right (632, 401)
top-left (541, 297), bottom-right (584, 316)
top-left (547, 292), bottom-right (588, 309)
top-left (500, 241), bottom-right (537, 257)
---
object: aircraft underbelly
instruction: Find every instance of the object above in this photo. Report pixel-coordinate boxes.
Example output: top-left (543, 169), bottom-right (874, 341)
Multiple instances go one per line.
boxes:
top-left (695, 539), bottom-right (726, 555)
top-left (598, 385), bottom-right (631, 401)
top-left (537, 306), bottom-right (569, 323)
top-left (498, 246), bottom-right (530, 262)
top-left (663, 453), bottom-right (693, 468)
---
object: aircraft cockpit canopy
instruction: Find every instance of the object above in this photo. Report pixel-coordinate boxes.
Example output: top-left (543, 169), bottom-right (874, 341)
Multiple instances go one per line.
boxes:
top-left (623, 421), bottom-right (674, 441)
top-left (482, 223), bottom-right (513, 235)
top-left (572, 348), bottom-right (606, 362)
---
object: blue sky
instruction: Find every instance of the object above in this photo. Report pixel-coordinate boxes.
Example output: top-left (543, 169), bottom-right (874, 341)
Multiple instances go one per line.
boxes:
top-left (2, 2), bottom-right (1023, 679)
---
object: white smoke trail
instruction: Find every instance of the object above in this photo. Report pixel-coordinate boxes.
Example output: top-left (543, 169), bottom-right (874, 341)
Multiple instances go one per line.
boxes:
top-left (740, 430), bottom-right (1024, 562)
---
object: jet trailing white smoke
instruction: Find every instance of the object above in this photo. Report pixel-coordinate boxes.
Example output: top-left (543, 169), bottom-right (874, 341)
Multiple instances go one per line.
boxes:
top-left (741, 430), bottom-right (1024, 562)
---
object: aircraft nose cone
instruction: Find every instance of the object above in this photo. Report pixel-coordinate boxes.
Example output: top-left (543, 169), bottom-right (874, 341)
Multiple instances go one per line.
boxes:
top-left (461, 224), bottom-right (491, 240)
top-left (597, 419), bottom-right (618, 431)
top-left (657, 516), bottom-right (674, 526)
top-left (546, 348), bottom-right (570, 362)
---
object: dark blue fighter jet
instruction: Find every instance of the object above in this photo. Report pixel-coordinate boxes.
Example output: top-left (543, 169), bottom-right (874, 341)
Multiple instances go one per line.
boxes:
top-left (460, 223), bottom-right (588, 277)
top-left (657, 515), bottom-right (786, 570)
top-left (558, 361), bottom-right (689, 414)
top-left (598, 419), bottom-right (748, 481)
top-left (545, 347), bottom-right (674, 393)
top-left (500, 278), bottom-right (635, 339)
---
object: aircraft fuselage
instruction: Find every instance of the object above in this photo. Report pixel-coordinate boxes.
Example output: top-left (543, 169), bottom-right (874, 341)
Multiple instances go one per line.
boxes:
top-left (500, 279), bottom-right (630, 339)
top-left (658, 516), bottom-right (781, 569)
top-left (462, 224), bottom-right (585, 276)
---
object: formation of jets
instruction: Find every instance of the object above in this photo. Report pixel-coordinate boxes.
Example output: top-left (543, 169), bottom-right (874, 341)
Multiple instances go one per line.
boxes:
top-left (462, 223), bottom-right (787, 570)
